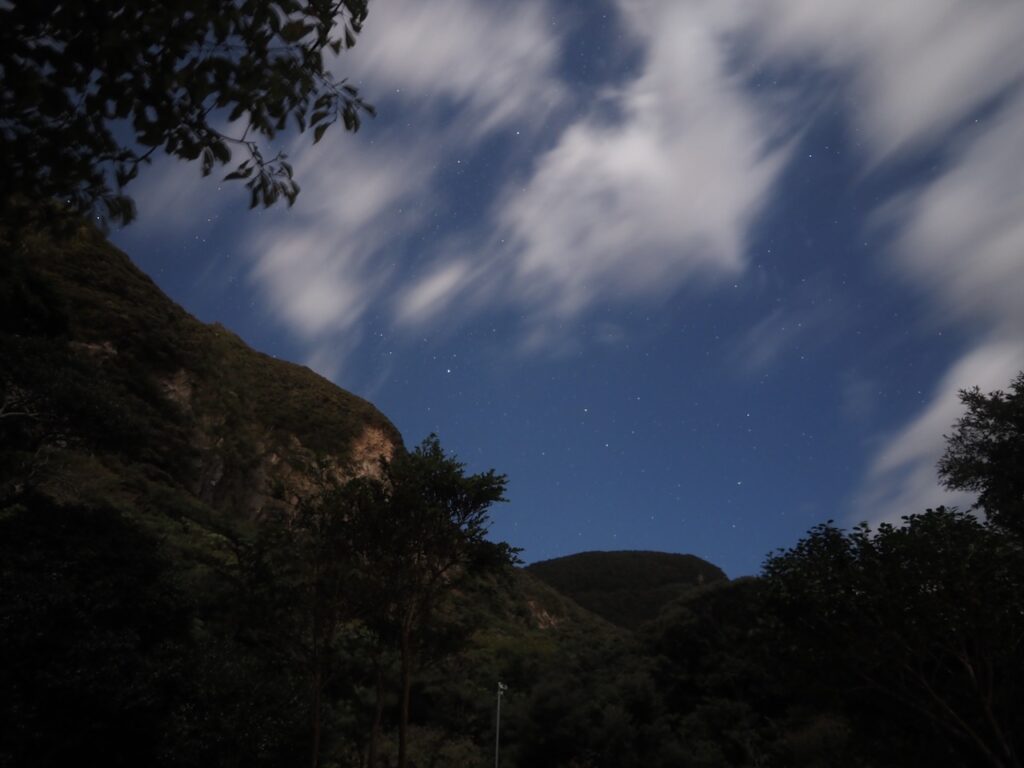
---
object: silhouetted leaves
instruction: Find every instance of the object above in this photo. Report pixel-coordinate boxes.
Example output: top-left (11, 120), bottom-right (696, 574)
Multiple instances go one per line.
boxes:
top-left (939, 372), bottom-right (1024, 538)
top-left (0, 0), bottom-right (374, 227)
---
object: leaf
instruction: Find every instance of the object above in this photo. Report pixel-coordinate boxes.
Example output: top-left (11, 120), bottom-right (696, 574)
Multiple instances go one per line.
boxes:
top-left (211, 141), bottom-right (231, 164)
top-left (224, 165), bottom-right (253, 181)
top-left (200, 147), bottom-right (214, 176)
top-left (280, 20), bottom-right (310, 43)
top-left (313, 123), bottom-right (328, 143)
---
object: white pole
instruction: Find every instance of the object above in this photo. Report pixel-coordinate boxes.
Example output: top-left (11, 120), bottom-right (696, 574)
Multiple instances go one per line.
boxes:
top-left (494, 682), bottom-right (506, 768)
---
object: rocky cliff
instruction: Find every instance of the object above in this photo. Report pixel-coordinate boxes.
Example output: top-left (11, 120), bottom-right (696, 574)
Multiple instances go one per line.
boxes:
top-left (0, 223), bottom-right (401, 520)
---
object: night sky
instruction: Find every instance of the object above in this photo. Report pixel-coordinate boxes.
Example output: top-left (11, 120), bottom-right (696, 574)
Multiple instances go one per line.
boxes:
top-left (111, 0), bottom-right (1024, 577)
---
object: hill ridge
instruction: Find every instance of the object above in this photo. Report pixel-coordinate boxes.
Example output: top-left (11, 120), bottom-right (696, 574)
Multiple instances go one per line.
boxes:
top-left (526, 549), bottom-right (728, 627)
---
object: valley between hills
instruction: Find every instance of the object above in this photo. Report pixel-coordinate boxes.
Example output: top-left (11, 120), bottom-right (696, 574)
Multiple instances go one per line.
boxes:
top-left (2, 225), bottom-right (1022, 768)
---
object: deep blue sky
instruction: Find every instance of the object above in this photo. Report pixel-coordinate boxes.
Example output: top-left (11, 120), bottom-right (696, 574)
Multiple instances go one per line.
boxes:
top-left (112, 0), bottom-right (1024, 576)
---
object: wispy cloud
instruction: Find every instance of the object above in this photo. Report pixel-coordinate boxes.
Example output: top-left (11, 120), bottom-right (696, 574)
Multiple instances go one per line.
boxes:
top-left (125, 0), bottom-right (1024, 436)
top-left (399, 0), bottom-right (790, 330)
top-left (236, 0), bottom-right (565, 376)
top-left (747, 0), bottom-right (1024, 162)
top-left (889, 92), bottom-right (1024, 334)
top-left (345, 0), bottom-right (566, 138)
top-left (246, 134), bottom-right (430, 342)
top-left (855, 341), bottom-right (1024, 524)
top-left (851, 90), bottom-right (1024, 520)
top-left (394, 259), bottom-right (473, 326)
top-left (708, 0), bottom-right (1024, 521)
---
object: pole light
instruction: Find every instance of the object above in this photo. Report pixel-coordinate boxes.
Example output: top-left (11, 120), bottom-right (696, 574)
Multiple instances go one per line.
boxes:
top-left (494, 681), bottom-right (507, 768)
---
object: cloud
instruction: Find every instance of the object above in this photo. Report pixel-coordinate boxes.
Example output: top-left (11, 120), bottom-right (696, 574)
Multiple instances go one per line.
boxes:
top-left (237, 0), bottom-right (565, 376)
top-left (402, 0), bottom-right (789, 327)
top-left (855, 341), bottom-right (1024, 525)
top-left (728, 0), bottom-right (1024, 523)
top-left (733, 309), bottom-right (794, 371)
top-left (395, 260), bottom-right (473, 326)
top-left (503, 0), bottom-right (789, 316)
top-left (246, 135), bottom-right (430, 346)
top-left (852, 93), bottom-right (1024, 519)
top-left (888, 92), bottom-right (1024, 334)
top-left (345, 0), bottom-right (565, 137)
top-left (490, 0), bottom-right (1024, 326)
top-left (127, 155), bottom-right (227, 233)
top-left (746, 0), bottom-right (1024, 162)
top-left (129, 0), bottom-right (1024, 411)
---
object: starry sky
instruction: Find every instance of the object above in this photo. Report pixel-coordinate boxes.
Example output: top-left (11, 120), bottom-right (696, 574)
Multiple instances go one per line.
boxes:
top-left (111, 0), bottom-right (1024, 577)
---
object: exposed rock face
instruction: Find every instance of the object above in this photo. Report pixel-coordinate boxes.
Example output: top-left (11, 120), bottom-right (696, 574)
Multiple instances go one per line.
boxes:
top-left (525, 599), bottom-right (563, 630)
top-left (349, 425), bottom-right (397, 479)
top-left (1, 225), bottom-right (403, 520)
top-left (159, 365), bottom-right (399, 518)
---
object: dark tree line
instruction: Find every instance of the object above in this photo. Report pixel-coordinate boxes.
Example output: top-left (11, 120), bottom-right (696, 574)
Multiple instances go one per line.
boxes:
top-left (3, 356), bottom-right (1022, 767)
top-left (0, 435), bottom-right (516, 768)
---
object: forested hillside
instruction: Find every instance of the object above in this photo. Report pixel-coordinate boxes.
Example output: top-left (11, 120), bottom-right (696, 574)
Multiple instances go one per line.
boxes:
top-left (527, 550), bottom-right (727, 627)
top-left (2, 224), bottom-right (1023, 767)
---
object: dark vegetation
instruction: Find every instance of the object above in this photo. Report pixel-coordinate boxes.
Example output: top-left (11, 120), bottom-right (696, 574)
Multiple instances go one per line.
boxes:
top-left (1, 4), bottom-right (1022, 760)
top-left (2, 224), bottom-right (1022, 767)
top-left (1, 0), bottom-right (373, 227)
top-left (527, 550), bottom-right (727, 627)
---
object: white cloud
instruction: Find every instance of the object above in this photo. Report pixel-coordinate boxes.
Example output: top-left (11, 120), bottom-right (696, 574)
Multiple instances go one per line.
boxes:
top-left (736, 310), bottom-right (794, 371)
top-left (889, 92), bottom-right (1024, 334)
top-left (413, 0), bottom-right (791, 324)
top-left (856, 341), bottom-right (1024, 525)
top-left (394, 0), bottom-right (1024, 345)
top-left (241, 0), bottom-right (565, 374)
top-left (127, 155), bottom-right (225, 233)
top-left (747, 0), bottom-right (1024, 162)
top-left (130, 0), bottom-right (1024, 415)
top-left (395, 260), bottom-right (473, 326)
top-left (246, 133), bottom-right (432, 353)
top-left (345, 0), bottom-right (565, 137)
top-left (729, 0), bottom-right (1024, 523)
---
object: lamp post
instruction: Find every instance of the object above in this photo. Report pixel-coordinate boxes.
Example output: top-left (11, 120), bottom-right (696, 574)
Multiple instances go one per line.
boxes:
top-left (494, 681), bottom-right (507, 768)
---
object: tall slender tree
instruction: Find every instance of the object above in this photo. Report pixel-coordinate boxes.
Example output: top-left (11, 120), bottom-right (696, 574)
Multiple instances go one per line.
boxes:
top-left (347, 435), bottom-right (517, 768)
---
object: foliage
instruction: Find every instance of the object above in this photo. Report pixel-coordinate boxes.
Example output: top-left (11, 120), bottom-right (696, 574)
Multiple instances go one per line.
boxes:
top-left (0, 0), bottom-right (374, 227)
top-left (8, 227), bottom-right (1024, 768)
top-left (939, 372), bottom-right (1024, 538)
top-left (526, 550), bottom-right (727, 627)
top-left (0, 496), bottom-right (191, 768)
top-left (763, 509), bottom-right (1024, 768)
top-left (0, 224), bottom-right (400, 511)
top-left (341, 435), bottom-right (518, 768)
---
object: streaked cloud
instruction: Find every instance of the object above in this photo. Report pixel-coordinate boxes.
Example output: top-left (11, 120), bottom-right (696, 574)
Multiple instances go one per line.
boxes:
top-left (126, 0), bottom-right (1024, 495)
top-left (889, 92), bottom-right (1024, 334)
top-left (344, 0), bottom-right (565, 137)
top-left (247, 135), bottom-right (430, 343)
top-left (237, 0), bottom-right (565, 375)
top-left (747, 0), bottom-right (1024, 162)
top-left (395, 260), bottom-right (473, 326)
top-left (709, 0), bottom-right (1024, 522)
top-left (856, 340), bottom-right (1024, 525)
top-left (399, 0), bottom-right (790, 328)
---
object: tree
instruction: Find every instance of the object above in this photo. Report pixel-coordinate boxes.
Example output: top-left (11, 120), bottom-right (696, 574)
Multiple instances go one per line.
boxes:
top-left (939, 372), bottom-right (1024, 538)
top-left (0, 495), bottom-right (193, 768)
top-left (0, 0), bottom-right (374, 228)
top-left (763, 509), bottom-right (1024, 768)
top-left (346, 435), bottom-right (518, 768)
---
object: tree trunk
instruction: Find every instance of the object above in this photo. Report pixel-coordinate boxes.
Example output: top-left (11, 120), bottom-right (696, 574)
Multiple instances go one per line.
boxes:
top-left (398, 625), bottom-right (412, 768)
top-left (366, 664), bottom-right (384, 768)
top-left (311, 663), bottom-right (323, 768)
